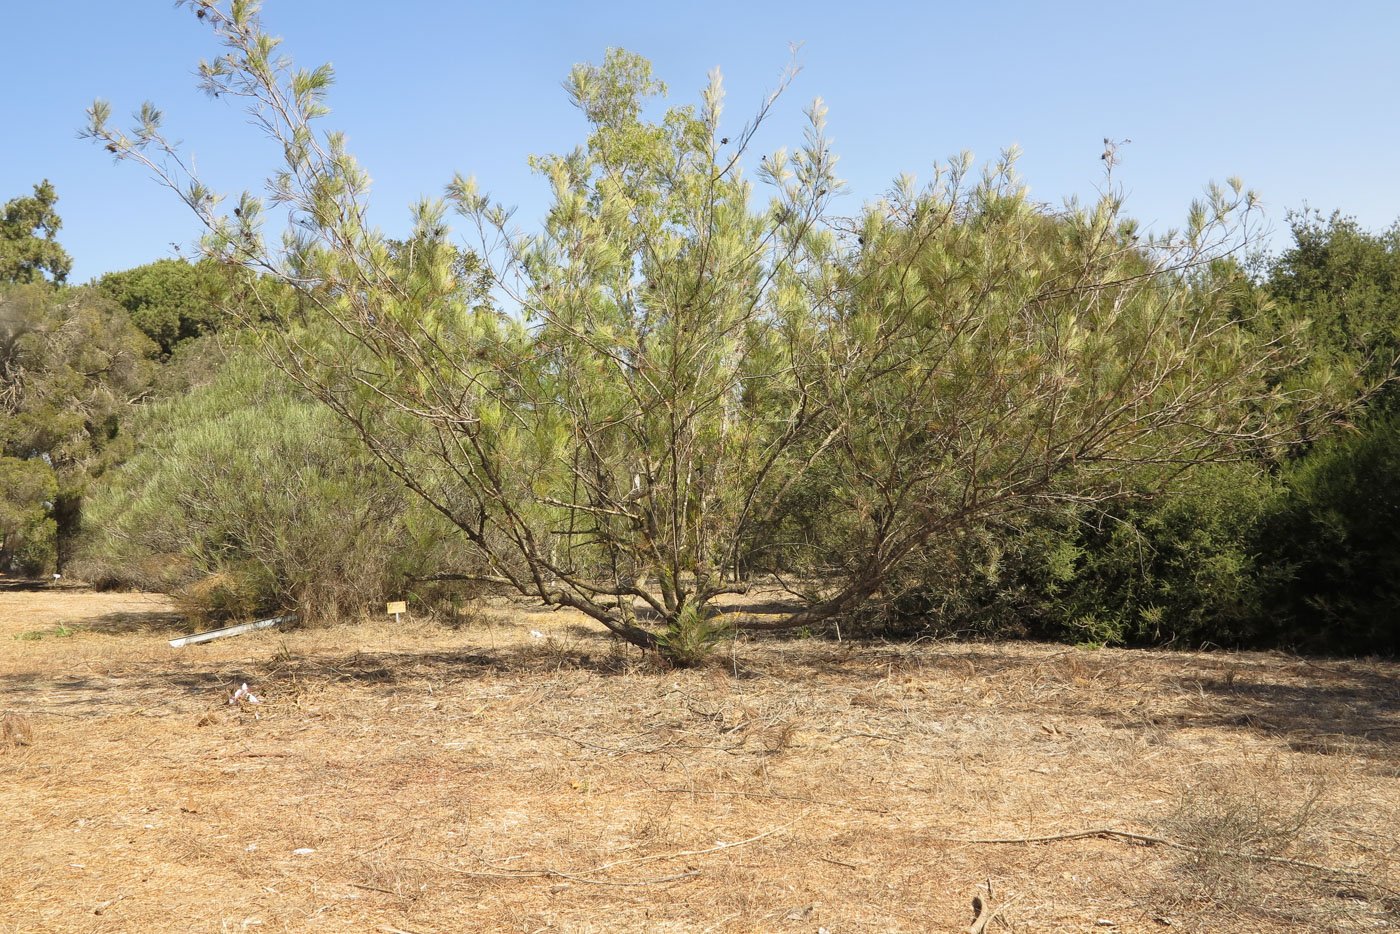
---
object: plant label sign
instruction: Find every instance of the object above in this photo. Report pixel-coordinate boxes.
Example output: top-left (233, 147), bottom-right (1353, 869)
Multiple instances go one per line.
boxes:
top-left (387, 600), bottom-right (407, 623)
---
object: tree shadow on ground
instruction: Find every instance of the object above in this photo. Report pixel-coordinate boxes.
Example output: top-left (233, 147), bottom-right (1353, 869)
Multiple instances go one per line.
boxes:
top-left (1185, 662), bottom-right (1400, 758)
top-left (0, 644), bottom-right (634, 717)
top-left (5, 622), bottom-right (1397, 767)
top-left (77, 608), bottom-right (189, 635)
top-left (0, 578), bottom-right (73, 593)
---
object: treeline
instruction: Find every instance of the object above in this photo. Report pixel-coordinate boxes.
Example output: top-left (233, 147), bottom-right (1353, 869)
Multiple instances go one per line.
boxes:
top-left (5, 8), bottom-right (1398, 658)
top-left (3, 198), bottom-right (1396, 655)
top-left (0, 183), bottom-right (475, 624)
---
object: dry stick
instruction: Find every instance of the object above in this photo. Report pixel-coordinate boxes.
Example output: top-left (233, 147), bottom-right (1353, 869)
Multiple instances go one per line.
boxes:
top-left (2, 708), bottom-right (86, 718)
top-left (817, 855), bottom-right (859, 870)
top-left (354, 831), bottom-right (408, 858)
top-left (966, 893), bottom-right (1021, 934)
top-left (942, 828), bottom-right (1359, 875)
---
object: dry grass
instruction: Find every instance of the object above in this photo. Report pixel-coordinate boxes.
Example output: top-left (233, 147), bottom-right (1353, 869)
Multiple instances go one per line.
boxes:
top-left (1, 584), bottom-right (1398, 932)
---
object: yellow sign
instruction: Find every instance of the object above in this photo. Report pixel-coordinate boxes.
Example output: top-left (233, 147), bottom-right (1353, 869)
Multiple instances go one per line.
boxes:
top-left (386, 601), bottom-right (407, 615)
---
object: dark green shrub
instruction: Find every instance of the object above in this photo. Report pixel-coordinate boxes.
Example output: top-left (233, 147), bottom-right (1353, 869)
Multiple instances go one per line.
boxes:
top-left (856, 464), bottom-right (1286, 649)
top-left (1262, 413), bottom-right (1400, 655)
top-left (1058, 466), bottom-right (1284, 648)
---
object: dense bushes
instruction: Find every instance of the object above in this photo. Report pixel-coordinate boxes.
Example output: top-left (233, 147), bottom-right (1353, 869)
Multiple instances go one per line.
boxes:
top-left (859, 210), bottom-right (1400, 656)
top-left (0, 455), bottom-right (58, 574)
top-left (1260, 414), bottom-right (1400, 654)
top-left (76, 346), bottom-right (475, 624)
top-left (853, 464), bottom-right (1286, 648)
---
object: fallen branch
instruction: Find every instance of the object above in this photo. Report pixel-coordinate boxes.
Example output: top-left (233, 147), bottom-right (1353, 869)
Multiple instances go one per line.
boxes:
top-left (207, 751), bottom-right (292, 759)
top-left (965, 895), bottom-right (996, 934)
top-left (817, 855), bottom-right (859, 870)
top-left (941, 827), bottom-right (1358, 875)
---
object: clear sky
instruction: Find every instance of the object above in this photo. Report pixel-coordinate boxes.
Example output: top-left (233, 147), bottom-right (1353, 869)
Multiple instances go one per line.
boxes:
top-left (5, 1), bottom-right (1399, 283)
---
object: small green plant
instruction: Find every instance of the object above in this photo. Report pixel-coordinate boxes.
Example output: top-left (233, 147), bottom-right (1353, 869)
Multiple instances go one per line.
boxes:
top-left (655, 603), bottom-right (731, 667)
top-left (1067, 614), bottom-right (1122, 650)
top-left (12, 624), bottom-right (81, 641)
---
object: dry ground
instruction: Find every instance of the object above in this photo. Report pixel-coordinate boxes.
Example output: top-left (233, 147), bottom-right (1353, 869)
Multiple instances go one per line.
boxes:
top-left (1, 583), bottom-right (1398, 933)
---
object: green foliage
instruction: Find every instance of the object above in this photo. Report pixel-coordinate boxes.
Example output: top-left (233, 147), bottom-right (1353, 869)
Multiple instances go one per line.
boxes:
top-left (76, 347), bottom-right (472, 623)
top-left (1268, 209), bottom-right (1400, 404)
top-left (858, 464), bottom-right (1287, 650)
top-left (654, 602), bottom-right (731, 667)
top-left (0, 181), bottom-right (72, 286)
top-left (858, 208), bottom-right (1400, 654)
top-left (1260, 413), bottom-right (1400, 654)
top-left (97, 258), bottom-right (222, 355)
top-left (0, 455), bottom-right (58, 574)
top-left (1046, 465), bottom-right (1286, 647)
top-left (0, 283), bottom-right (156, 570)
top-left (1238, 211), bottom-right (1400, 654)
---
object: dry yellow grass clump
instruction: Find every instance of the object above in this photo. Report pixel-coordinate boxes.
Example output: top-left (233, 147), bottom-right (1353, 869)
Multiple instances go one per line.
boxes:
top-left (1, 583), bottom-right (1397, 932)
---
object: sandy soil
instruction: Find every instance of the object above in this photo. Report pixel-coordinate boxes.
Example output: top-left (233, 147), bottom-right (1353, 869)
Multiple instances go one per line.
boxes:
top-left (1, 583), bottom-right (1397, 932)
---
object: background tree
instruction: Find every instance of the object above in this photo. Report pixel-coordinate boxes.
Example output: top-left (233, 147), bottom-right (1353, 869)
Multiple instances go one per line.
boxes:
top-left (0, 283), bottom-right (156, 572)
top-left (97, 257), bottom-right (222, 356)
top-left (871, 211), bottom-right (1400, 655)
top-left (1262, 209), bottom-right (1400, 414)
top-left (0, 181), bottom-right (73, 286)
top-left (0, 455), bottom-right (58, 574)
top-left (87, 1), bottom-right (1351, 659)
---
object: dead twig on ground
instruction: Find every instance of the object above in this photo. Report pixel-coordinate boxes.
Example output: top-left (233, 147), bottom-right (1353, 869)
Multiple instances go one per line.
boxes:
top-left (941, 827), bottom-right (1359, 875)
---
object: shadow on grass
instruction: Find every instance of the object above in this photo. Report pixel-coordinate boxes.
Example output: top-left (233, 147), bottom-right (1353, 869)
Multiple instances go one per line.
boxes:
top-left (1187, 662), bottom-right (1400, 755)
top-left (0, 578), bottom-right (82, 593)
top-left (4, 617), bottom-right (1397, 766)
top-left (78, 608), bottom-right (189, 636)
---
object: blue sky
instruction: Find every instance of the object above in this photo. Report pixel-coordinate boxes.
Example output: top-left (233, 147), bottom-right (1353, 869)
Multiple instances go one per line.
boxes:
top-left (5, 1), bottom-right (1398, 283)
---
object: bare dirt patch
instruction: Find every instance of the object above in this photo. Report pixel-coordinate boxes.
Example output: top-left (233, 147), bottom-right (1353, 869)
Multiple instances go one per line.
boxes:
top-left (2, 587), bottom-right (1397, 932)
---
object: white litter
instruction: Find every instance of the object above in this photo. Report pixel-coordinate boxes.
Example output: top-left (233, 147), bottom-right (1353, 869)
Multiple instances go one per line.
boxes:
top-left (229, 683), bottom-right (261, 705)
top-left (530, 630), bottom-right (545, 639)
top-left (292, 848), bottom-right (315, 855)
top-left (170, 614), bottom-right (295, 647)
